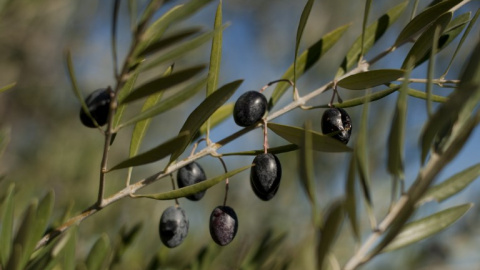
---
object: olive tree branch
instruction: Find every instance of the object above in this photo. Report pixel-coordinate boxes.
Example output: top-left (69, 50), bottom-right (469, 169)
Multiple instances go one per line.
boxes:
top-left (35, 21), bottom-right (411, 251)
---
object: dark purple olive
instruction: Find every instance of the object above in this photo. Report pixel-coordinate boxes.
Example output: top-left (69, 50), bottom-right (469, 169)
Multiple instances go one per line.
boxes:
top-left (79, 88), bottom-right (111, 128)
top-left (321, 107), bottom-right (352, 144)
top-left (177, 162), bottom-right (207, 201)
top-left (250, 153), bottom-right (282, 201)
top-left (209, 206), bottom-right (238, 246)
top-left (233, 91), bottom-right (267, 127)
top-left (159, 206), bottom-right (189, 248)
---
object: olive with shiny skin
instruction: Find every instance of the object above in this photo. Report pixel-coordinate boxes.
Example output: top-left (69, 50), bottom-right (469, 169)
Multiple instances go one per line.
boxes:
top-left (79, 88), bottom-right (111, 128)
top-left (321, 107), bottom-right (352, 144)
top-left (233, 91), bottom-right (267, 127)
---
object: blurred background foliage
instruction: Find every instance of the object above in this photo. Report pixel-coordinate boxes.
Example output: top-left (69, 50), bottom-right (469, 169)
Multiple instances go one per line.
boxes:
top-left (0, 0), bottom-right (480, 269)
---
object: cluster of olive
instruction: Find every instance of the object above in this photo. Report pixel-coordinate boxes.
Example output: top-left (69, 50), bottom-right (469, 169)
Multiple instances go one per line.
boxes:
top-left (79, 84), bottom-right (351, 248)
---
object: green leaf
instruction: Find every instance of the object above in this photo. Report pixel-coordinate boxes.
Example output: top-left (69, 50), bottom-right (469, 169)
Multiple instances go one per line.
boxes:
top-left (222, 144), bottom-right (299, 156)
top-left (345, 155), bottom-right (359, 241)
top-left (394, 0), bottom-right (464, 47)
top-left (336, 1), bottom-right (408, 78)
top-left (197, 102), bottom-right (234, 137)
top-left (294, 0), bottom-right (315, 85)
top-left (382, 203), bottom-right (472, 252)
top-left (0, 183), bottom-right (15, 267)
top-left (121, 65), bottom-right (205, 103)
top-left (137, 0), bottom-right (214, 54)
top-left (337, 69), bottom-right (404, 90)
top-left (271, 24), bottom-right (350, 109)
top-left (10, 200), bottom-right (38, 270)
top-left (268, 123), bottom-right (353, 153)
top-left (360, 0), bottom-right (373, 58)
top-left (169, 80), bottom-right (243, 163)
top-left (128, 0), bottom-right (137, 31)
top-left (109, 131), bottom-right (190, 171)
top-left (387, 63), bottom-right (412, 179)
top-left (299, 121), bottom-right (319, 226)
top-left (426, 24), bottom-right (440, 116)
top-left (139, 26), bottom-right (228, 72)
top-left (402, 12), bottom-right (452, 69)
top-left (63, 227), bottom-right (77, 270)
top-left (355, 91), bottom-right (375, 229)
top-left (419, 163), bottom-right (480, 205)
top-left (113, 67), bottom-right (141, 129)
top-left (420, 39), bottom-right (480, 162)
top-left (65, 51), bottom-right (99, 128)
top-left (442, 9), bottom-right (479, 77)
top-left (134, 164), bottom-right (251, 200)
top-left (30, 191), bottom-right (54, 257)
top-left (128, 65), bottom-right (173, 159)
top-left (136, 27), bottom-right (203, 57)
top-left (207, 1), bottom-right (223, 97)
top-left (86, 234), bottom-right (110, 270)
top-left (117, 78), bottom-right (207, 130)
top-left (317, 199), bottom-right (344, 269)
top-left (0, 82), bottom-right (15, 94)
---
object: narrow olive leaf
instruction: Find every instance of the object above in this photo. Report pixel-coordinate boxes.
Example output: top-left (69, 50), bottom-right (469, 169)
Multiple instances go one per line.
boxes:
top-left (113, 67), bottom-right (141, 128)
top-left (360, 0), bottom-right (373, 58)
top-left (382, 203), bottom-right (472, 252)
top-left (268, 123), bottom-right (353, 152)
top-left (300, 121), bottom-right (320, 226)
top-left (419, 163), bottom-right (480, 205)
top-left (336, 1), bottom-right (408, 78)
top-left (121, 65), bottom-right (205, 103)
top-left (29, 191), bottom-right (54, 260)
top-left (420, 40), bottom-right (480, 162)
top-left (426, 26), bottom-right (440, 116)
top-left (317, 199), bottom-right (345, 269)
top-left (128, 65), bottom-right (173, 161)
top-left (127, 0), bottom-right (137, 31)
top-left (394, 0), bottom-right (464, 47)
top-left (111, 0), bottom-right (120, 77)
top-left (415, 12), bottom-right (470, 68)
top-left (207, 1), bottom-right (223, 97)
top-left (401, 12), bottom-right (452, 69)
top-left (118, 78), bottom-right (206, 130)
top-left (0, 82), bottom-right (15, 94)
top-left (169, 80), bottom-right (243, 163)
top-left (443, 9), bottom-right (479, 77)
top-left (387, 62), bottom-right (412, 179)
top-left (65, 51), bottom-right (99, 127)
top-left (109, 131), bottom-right (190, 171)
top-left (139, 26), bottom-right (227, 72)
top-left (136, 27), bottom-right (202, 57)
top-left (85, 234), bottom-right (110, 270)
top-left (11, 200), bottom-right (38, 270)
top-left (134, 165), bottom-right (251, 200)
top-left (355, 91), bottom-right (376, 229)
top-left (294, 0), bottom-right (315, 85)
top-left (345, 155), bottom-right (360, 241)
top-left (337, 69), bottom-right (405, 90)
top-left (137, 0), bottom-right (214, 54)
top-left (0, 183), bottom-right (15, 266)
top-left (197, 102), bottom-right (234, 137)
top-left (270, 24), bottom-right (350, 109)
top-left (321, 84), bottom-right (446, 109)
top-left (63, 227), bottom-right (77, 270)
top-left (222, 144), bottom-right (299, 156)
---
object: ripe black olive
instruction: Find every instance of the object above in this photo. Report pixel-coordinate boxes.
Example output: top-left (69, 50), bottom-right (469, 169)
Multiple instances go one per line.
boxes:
top-left (321, 107), bottom-right (352, 144)
top-left (209, 206), bottom-right (238, 246)
top-left (159, 206), bottom-right (189, 248)
top-left (177, 162), bottom-right (207, 201)
top-left (79, 88), bottom-right (111, 128)
top-left (233, 91), bottom-right (267, 127)
top-left (250, 153), bottom-right (282, 201)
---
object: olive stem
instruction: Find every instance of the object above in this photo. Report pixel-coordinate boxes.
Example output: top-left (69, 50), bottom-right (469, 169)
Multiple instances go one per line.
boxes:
top-left (169, 174), bottom-right (180, 206)
top-left (217, 157), bottom-right (229, 206)
top-left (263, 119), bottom-right (269, 154)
